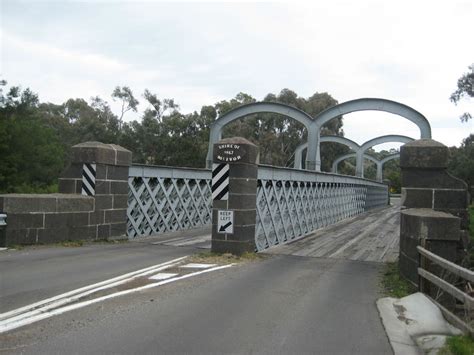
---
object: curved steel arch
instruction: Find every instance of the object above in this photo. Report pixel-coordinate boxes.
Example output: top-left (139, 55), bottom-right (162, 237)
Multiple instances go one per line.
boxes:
top-left (332, 152), bottom-right (400, 181)
top-left (295, 134), bottom-right (412, 177)
top-left (321, 135), bottom-right (360, 151)
top-left (206, 102), bottom-right (315, 168)
top-left (360, 134), bottom-right (414, 151)
top-left (356, 135), bottom-right (412, 177)
top-left (294, 135), bottom-right (360, 169)
top-left (380, 153), bottom-right (400, 165)
top-left (313, 98), bottom-right (431, 138)
top-left (332, 153), bottom-right (377, 172)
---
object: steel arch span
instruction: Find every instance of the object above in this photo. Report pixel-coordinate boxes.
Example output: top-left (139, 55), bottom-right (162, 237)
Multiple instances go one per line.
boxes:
top-left (206, 102), bottom-right (315, 169)
top-left (295, 134), bottom-right (412, 177)
top-left (332, 152), bottom-right (400, 181)
top-left (206, 98), bottom-right (430, 171)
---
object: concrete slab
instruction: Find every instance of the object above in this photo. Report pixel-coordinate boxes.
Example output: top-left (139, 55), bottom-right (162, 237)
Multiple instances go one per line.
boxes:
top-left (377, 292), bottom-right (462, 355)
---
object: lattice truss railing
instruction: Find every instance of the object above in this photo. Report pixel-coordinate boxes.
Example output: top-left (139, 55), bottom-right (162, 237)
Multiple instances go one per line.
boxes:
top-left (127, 165), bottom-right (212, 238)
top-left (255, 166), bottom-right (388, 251)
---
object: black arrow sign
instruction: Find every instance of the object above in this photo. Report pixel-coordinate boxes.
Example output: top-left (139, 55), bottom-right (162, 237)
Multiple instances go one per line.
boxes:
top-left (219, 221), bottom-right (232, 232)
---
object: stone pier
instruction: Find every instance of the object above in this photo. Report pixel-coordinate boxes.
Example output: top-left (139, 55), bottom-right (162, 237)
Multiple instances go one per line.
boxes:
top-left (211, 137), bottom-right (258, 255)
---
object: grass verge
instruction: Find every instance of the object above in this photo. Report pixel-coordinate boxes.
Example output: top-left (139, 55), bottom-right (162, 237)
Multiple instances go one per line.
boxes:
top-left (380, 261), bottom-right (416, 298)
top-left (7, 238), bottom-right (128, 250)
top-left (439, 335), bottom-right (474, 355)
top-left (188, 250), bottom-right (266, 265)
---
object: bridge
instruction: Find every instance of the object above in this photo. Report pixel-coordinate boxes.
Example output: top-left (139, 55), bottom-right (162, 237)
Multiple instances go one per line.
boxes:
top-left (0, 98), bottom-right (471, 353)
top-left (1, 97), bottom-right (430, 256)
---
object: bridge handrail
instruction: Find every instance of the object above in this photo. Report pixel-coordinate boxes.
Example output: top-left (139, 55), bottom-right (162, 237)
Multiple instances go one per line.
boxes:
top-left (127, 163), bottom-right (389, 243)
top-left (257, 164), bottom-right (387, 187)
top-left (129, 164), bottom-right (211, 179)
top-left (130, 163), bottom-right (388, 187)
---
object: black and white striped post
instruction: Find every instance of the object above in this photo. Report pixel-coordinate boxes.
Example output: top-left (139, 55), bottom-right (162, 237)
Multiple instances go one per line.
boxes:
top-left (81, 163), bottom-right (97, 196)
top-left (211, 137), bottom-right (258, 255)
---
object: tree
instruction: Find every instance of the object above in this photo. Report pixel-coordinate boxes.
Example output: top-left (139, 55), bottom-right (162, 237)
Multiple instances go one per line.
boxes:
top-left (143, 89), bottom-right (179, 122)
top-left (448, 134), bottom-right (474, 188)
top-left (0, 81), bottom-right (64, 193)
top-left (112, 86), bottom-right (139, 128)
top-left (450, 64), bottom-right (473, 122)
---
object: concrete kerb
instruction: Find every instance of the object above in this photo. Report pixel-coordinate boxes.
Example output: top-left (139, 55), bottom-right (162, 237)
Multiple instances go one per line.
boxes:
top-left (377, 292), bottom-right (462, 355)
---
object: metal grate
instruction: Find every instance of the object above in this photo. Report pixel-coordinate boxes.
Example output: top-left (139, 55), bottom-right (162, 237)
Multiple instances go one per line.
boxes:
top-left (127, 165), bottom-right (212, 238)
top-left (255, 166), bottom-right (388, 251)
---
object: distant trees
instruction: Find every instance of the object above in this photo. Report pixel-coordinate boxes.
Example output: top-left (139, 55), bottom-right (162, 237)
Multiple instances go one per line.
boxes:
top-left (450, 64), bottom-right (473, 122)
top-left (0, 80), bottom-right (346, 193)
top-left (0, 82), bottom-right (64, 192)
top-left (448, 134), bottom-right (474, 188)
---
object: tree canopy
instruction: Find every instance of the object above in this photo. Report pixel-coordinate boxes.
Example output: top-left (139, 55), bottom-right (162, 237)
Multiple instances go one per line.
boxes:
top-left (0, 81), bottom-right (348, 193)
top-left (450, 64), bottom-right (473, 122)
top-left (2, 79), bottom-right (471, 195)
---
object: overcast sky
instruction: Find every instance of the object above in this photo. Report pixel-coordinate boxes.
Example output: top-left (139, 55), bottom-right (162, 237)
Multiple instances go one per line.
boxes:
top-left (1, 0), bottom-right (473, 151)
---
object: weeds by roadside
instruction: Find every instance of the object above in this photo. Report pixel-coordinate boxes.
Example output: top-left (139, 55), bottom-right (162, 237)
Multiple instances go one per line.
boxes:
top-left (380, 261), bottom-right (416, 298)
top-left (438, 335), bottom-right (474, 355)
top-left (188, 250), bottom-right (266, 265)
top-left (7, 238), bottom-right (128, 250)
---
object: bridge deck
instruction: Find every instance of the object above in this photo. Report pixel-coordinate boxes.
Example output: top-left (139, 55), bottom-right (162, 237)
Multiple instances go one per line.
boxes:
top-left (142, 201), bottom-right (400, 263)
top-left (263, 202), bottom-right (400, 263)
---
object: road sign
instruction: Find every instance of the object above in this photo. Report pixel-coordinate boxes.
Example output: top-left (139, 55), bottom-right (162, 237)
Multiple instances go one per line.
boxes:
top-left (217, 210), bottom-right (234, 234)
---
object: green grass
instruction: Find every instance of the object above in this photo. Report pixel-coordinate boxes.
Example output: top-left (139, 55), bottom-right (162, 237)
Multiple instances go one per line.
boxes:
top-left (439, 335), bottom-right (474, 355)
top-left (380, 261), bottom-right (417, 298)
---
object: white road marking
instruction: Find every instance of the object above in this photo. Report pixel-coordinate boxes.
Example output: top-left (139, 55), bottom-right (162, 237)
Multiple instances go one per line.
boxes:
top-left (180, 263), bottom-right (217, 269)
top-left (0, 264), bottom-right (234, 333)
top-left (0, 248), bottom-right (7, 251)
top-left (149, 273), bottom-right (178, 280)
top-left (0, 256), bottom-right (188, 322)
top-left (168, 235), bottom-right (211, 246)
top-left (0, 261), bottom-right (185, 327)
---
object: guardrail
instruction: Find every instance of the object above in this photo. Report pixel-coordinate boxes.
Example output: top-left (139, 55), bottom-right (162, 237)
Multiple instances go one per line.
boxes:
top-left (127, 165), bottom-right (212, 238)
top-left (127, 164), bottom-right (389, 250)
top-left (255, 165), bottom-right (388, 251)
top-left (417, 245), bottom-right (474, 336)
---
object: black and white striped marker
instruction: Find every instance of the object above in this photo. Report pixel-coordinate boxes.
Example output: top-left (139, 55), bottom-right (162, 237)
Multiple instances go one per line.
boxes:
top-left (212, 163), bottom-right (229, 200)
top-left (81, 163), bottom-right (96, 196)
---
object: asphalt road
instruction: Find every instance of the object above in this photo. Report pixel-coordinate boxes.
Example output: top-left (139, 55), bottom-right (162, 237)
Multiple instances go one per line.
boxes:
top-left (0, 242), bottom-right (193, 313)
top-left (1, 244), bottom-right (392, 354)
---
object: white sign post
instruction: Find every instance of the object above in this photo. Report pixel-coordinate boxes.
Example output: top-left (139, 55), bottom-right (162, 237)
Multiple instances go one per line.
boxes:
top-left (217, 210), bottom-right (234, 234)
